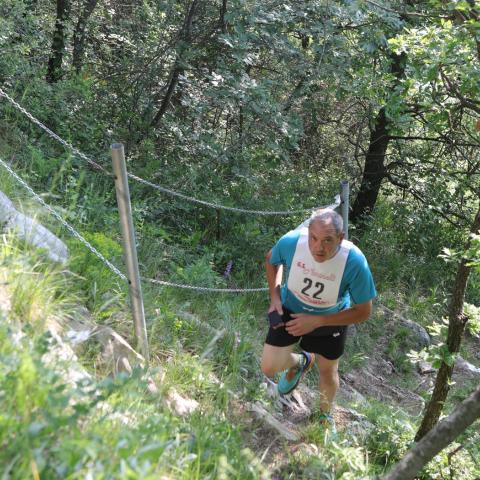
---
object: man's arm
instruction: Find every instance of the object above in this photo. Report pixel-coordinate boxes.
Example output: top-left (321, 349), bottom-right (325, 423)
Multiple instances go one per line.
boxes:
top-left (265, 249), bottom-right (283, 314)
top-left (285, 300), bottom-right (372, 337)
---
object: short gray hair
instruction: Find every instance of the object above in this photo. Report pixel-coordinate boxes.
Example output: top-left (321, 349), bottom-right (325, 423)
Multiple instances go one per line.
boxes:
top-left (309, 209), bottom-right (344, 235)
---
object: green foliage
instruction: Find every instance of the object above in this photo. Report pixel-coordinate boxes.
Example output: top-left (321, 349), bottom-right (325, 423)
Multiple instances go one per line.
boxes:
top-left (341, 307), bottom-right (385, 373)
top-left (147, 276), bottom-right (264, 396)
top-left (364, 402), bottom-right (414, 472)
top-left (356, 198), bottom-right (456, 295)
top-left (464, 302), bottom-right (480, 336)
top-left (279, 441), bottom-right (369, 479)
top-left (67, 231), bottom-right (125, 309)
top-left (385, 326), bottom-right (415, 373)
top-left (1, 0), bottom-right (479, 478)
top-left (407, 318), bottom-right (458, 372)
top-left (419, 438), bottom-right (480, 480)
top-left (174, 255), bottom-right (227, 289)
top-left (0, 239), bottom-right (269, 479)
top-left (0, 234), bottom-right (78, 327)
top-left (0, 322), bottom-right (268, 479)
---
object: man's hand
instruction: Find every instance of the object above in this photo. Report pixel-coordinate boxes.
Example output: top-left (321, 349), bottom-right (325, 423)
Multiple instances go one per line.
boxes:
top-left (285, 313), bottom-right (321, 336)
top-left (285, 301), bottom-right (373, 336)
top-left (268, 297), bottom-right (283, 315)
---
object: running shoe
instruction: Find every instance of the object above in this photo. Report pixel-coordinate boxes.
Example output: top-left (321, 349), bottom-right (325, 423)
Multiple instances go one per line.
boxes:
top-left (318, 412), bottom-right (337, 436)
top-left (277, 351), bottom-right (316, 395)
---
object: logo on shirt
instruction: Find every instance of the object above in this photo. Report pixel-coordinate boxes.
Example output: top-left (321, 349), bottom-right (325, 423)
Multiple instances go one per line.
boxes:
top-left (296, 262), bottom-right (336, 282)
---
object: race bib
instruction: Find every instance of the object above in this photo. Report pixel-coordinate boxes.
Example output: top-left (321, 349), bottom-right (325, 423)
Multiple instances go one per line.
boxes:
top-left (287, 228), bottom-right (352, 308)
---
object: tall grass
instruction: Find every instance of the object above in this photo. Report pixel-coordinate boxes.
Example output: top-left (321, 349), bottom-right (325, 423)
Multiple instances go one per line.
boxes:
top-left (0, 236), bottom-right (272, 479)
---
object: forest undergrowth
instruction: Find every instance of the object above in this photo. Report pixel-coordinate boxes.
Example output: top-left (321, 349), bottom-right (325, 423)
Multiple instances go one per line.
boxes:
top-left (0, 178), bottom-right (479, 478)
top-left (1, 0), bottom-right (480, 475)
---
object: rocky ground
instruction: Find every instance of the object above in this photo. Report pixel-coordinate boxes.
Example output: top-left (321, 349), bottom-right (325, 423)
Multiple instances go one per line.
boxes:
top-left (236, 304), bottom-right (480, 474)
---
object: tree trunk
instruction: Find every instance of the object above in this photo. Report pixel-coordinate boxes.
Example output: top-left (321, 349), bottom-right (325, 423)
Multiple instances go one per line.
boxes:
top-left (350, 106), bottom-right (389, 222)
top-left (72, 0), bottom-right (98, 74)
top-left (150, 0), bottom-right (199, 129)
top-left (219, 0), bottom-right (227, 34)
top-left (383, 384), bottom-right (480, 480)
top-left (46, 0), bottom-right (71, 83)
top-left (415, 205), bottom-right (480, 441)
top-left (351, 53), bottom-right (406, 223)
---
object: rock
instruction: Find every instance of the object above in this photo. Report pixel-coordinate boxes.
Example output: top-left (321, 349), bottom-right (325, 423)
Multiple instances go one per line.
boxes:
top-left (415, 376), bottom-right (435, 392)
top-left (334, 406), bottom-right (374, 440)
top-left (43, 329), bottom-right (91, 386)
top-left (166, 388), bottom-right (199, 416)
top-left (0, 191), bottom-right (15, 221)
top-left (454, 356), bottom-right (480, 377)
top-left (278, 390), bottom-right (311, 415)
top-left (97, 326), bottom-right (145, 374)
top-left (0, 191), bottom-right (68, 264)
top-left (65, 308), bottom-right (146, 375)
top-left (451, 356), bottom-right (480, 390)
top-left (260, 377), bottom-right (278, 399)
top-left (374, 357), bottom-right (397, 376)
top-left (293, 443), bottom-right (319, 457)
top-left (397, 318), bottom-right (431, 349)
top-left (66, 326), bottom-right (92, 345)
top-left (347, 324), bottom-right (358, 338)
top-left (248, 401), bottom-right (299, 442)
top-left (343, 368), bottom-right (425, 414)
top-left (377, 305), bottom-right (431, 349)
top-left (418, 360), bottom-right (435, 375)
top-left (7, 212), bottom-right (68, 264)
top-left (338, 378), bottom-right (366, 405)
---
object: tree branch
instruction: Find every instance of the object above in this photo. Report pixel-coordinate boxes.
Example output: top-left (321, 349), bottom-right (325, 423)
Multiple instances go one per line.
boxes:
top-left (150, 0), bottom-right (199, 129)
top-left (390, 135), bottom-right (479, 148)
top-left (364, 0), bottom-right (448, 19)
top-left (383, 385), bottom-right (480, 480)
top-left (385, 173), bottom-right (468, 226)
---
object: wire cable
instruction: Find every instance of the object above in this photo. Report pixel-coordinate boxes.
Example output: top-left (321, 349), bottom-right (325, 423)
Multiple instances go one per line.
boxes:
top-left (0, 156), bottom-right (128, 282)
top-left (0, 86), bottom-right (341, 216)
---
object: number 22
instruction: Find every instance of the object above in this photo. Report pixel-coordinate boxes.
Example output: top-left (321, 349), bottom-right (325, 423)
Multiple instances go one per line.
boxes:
top-left (301, 278), bottom-right (324, 299)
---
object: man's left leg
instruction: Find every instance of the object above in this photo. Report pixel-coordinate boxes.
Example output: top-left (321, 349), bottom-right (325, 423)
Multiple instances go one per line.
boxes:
top-left (300, 329), bottom-right (347, 430)
top-left (316, 355), bottom-right (340, 414)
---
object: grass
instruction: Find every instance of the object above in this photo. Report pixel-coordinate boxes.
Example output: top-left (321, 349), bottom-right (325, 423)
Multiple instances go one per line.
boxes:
top-left (0, 238), bottom-right (272, 480)
top-left (1, 178), bottom-right (479, 478)
top-left (274, 440), bottom-right (370, 480)
top-left (335, 302), bottom-right (388, 375)
top-left (0, 234), bottom-right (79, 328)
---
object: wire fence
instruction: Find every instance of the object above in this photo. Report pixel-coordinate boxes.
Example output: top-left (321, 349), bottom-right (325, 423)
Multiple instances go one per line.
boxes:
top-left (0, 84), bottom-right (349, 367)
top-left (0, 87), bottom-right (336, 217)
top-left (127, 170), bottom-right (340, 216)
top-left (0, 86), bottom-right (345, 294)
top-left (0, 156), bottom-right (128, 282)
top-left (144, 277), bottom-right (268, 293)
top-left (0, 156), bottom-right (274, 292)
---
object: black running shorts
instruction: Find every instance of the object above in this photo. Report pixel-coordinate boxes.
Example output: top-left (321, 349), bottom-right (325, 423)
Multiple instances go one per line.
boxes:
top-left (265, 307), bottom-right (347, 360)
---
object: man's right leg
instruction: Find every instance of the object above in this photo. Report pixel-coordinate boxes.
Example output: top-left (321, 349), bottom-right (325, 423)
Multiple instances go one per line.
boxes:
top-left (261, 343), bottom-right (299, 378)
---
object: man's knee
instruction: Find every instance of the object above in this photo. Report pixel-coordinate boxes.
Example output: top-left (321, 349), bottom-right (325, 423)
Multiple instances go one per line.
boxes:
top-left (261, 344), bottom-right (294, 377)
top-left (318, 367), bottom-right (339, 384)
top-left (261, 357), bottom-right (280, 378)
top-left (317, 358), bottom-right (339, 384)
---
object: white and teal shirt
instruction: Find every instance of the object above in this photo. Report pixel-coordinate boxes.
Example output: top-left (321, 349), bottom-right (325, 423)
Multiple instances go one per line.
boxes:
top-left (270, 228), bottom-right (377, 320)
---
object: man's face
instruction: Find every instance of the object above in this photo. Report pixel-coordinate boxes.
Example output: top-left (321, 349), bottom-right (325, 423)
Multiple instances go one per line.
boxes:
top-left (308, 220), bottom-right (344, 262)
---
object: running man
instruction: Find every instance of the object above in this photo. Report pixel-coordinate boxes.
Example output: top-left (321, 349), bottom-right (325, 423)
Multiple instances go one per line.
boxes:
top-left (261, 209), bottom-right (376, 428)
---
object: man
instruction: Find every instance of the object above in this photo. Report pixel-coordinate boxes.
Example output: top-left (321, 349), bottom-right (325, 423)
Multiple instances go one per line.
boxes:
top-left (261, 209), bottom-right (376, 429)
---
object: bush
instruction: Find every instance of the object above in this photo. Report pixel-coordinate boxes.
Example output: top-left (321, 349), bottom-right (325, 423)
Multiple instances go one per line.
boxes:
top-left (67, 231), bottom-right (126, 309)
